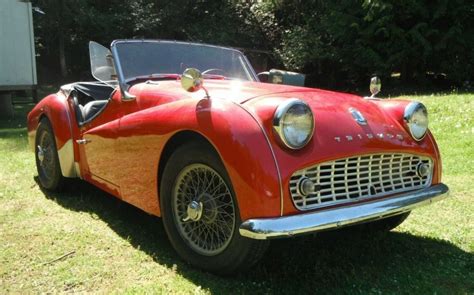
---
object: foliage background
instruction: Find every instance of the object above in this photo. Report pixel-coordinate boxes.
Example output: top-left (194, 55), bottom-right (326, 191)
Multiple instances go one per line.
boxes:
top-left (32, 0), bottom-right (474, 90)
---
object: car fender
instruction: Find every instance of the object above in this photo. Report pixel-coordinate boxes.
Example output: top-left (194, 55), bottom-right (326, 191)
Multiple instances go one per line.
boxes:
top-left (374, 99), bottom-right (442, 184)
top-left (27, 93), bottom-right (78, 178)
top-left (114, 97), bottom-right (282, 220)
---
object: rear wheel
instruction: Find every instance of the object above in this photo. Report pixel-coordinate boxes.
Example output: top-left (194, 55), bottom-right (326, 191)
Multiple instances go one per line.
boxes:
top-left (160, 142), bottom-right (268, 274)
top-left (35, 118), bottom-right (65, 191)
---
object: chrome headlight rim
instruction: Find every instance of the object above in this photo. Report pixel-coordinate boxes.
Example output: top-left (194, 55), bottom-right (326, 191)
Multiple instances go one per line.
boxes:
top-left (273, 98), bottom-right (315, 150)
top-left (404, 101), bottom-right (428, 141)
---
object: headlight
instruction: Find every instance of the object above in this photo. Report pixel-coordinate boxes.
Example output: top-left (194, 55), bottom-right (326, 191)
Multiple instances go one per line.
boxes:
top-left (273, 99), bottom-right (314, 149)
top-left (404, 102), bottom-right (428, 141)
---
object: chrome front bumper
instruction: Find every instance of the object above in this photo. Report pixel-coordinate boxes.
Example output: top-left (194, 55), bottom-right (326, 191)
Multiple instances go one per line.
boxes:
top-left (239, 183), bottom-right (449, 240)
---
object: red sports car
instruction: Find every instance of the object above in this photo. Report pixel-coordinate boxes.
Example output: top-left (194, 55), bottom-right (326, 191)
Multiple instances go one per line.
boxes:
top-left (27, 40), bottom-right (449, 274)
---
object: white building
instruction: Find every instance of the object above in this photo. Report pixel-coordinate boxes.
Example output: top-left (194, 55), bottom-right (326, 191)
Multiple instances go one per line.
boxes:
top-left (0, 0), bottom-right (37, 117)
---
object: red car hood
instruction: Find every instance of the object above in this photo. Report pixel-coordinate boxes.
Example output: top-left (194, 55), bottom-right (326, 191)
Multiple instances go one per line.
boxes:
top-left (133, 79), bottom-right (420, 151)
top-left (133, 80), bottom-right (412, 141)
top-left (131, 79), bottom-right (312, 104)
top-left (202, 80), bottom-right (406, 142)
top-left (197, 80), bottom-right (313, 103)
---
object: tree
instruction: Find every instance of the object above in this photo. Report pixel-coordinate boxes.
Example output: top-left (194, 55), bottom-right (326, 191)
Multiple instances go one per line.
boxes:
top-left (32, 0), bottom-right (473, 88)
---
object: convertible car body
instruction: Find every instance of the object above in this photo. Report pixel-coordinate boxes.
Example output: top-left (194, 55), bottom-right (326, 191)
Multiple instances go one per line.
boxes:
top-left (27, 40), bottom-right (449, 273)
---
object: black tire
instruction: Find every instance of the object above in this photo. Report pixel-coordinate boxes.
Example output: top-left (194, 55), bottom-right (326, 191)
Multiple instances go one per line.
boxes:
top-left (363, 212), bottom-right (411, 232)
top-left (35, 118), bottom-right (65, 191)
top-left (160, 141), bottom-right (268, 274)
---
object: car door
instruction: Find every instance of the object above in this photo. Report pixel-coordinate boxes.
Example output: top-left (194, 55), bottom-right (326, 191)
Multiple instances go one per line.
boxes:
top-left (76, 87), bottom-right (142, 194)
top-left (75, 41), bottom-right (137, 195)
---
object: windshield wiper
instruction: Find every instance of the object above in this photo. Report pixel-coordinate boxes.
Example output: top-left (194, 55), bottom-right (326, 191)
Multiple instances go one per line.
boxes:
top-left (202, 74), bottom-right (229, 80)
top-left (125, 73), bottom-right (237, 85)
top-left (125, 73), bottom-right (180, 84)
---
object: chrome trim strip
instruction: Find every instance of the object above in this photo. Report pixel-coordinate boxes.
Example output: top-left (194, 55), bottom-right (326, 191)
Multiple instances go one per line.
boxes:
top-left (111, 39), bottom-right (248, 55)
top-left (233, 102), bottom-right (284, 216)
top-left (273, 98), bottom-right (314, 150)
top-left (239, 183), bottom-right (449, 240)
top-left (404, 101), bottom-right (428, 141)
top-left (242, 54), bottom-right (259, 82)
top-left (110, 44), bottom-right (132, 98)
top-left (427, 133), bottom-right (442, 182)
top-left (110, 39), bottom-right (258, 87)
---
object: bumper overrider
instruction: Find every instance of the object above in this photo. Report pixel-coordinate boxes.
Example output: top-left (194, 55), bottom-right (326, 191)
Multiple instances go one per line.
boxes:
top-left (240, 183), bottom-right (449, 240)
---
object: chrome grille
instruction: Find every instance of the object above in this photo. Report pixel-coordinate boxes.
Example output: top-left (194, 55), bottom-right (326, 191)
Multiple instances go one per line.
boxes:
top-left (290, 153), bottom-right (433, 211)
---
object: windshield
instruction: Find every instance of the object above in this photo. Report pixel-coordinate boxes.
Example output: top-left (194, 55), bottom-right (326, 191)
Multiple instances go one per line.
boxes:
top-left (112, 40), bottom-right (257, 82)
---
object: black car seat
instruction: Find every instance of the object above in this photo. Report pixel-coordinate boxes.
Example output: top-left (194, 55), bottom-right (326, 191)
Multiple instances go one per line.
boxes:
top-left (71, 82), bottom-right (115, 125)
top-left (81, 100), bottom-right (108, 121)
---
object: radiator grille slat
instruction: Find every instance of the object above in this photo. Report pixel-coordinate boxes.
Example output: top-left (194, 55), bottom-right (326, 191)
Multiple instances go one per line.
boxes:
top-left (290, 153), bottom-right (433, 211)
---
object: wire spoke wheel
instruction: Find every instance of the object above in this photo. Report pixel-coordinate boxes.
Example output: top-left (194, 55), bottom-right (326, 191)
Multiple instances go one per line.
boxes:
top-left (161, 142), bottom-right (269, 273)
top-left (37, 129), bottom-right (56, 183)
top-left (172, 163), bottom-right (236, 256)
top-left (35, 119), bottom-right (64, 191)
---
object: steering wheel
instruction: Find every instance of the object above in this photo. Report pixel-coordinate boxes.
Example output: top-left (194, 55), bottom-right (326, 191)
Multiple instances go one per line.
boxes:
top-left (202, 68), bottom-right (226, 76)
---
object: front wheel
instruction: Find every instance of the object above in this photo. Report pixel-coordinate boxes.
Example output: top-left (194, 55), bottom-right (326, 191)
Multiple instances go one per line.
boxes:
top-left (35, 118), bottom-right (65, 191)
top-left (160, 142), bottom-right (268, 274)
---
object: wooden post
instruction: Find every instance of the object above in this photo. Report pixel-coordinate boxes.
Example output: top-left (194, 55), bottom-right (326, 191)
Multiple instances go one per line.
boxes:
top-left (0, 92), bottom-right (14, 119)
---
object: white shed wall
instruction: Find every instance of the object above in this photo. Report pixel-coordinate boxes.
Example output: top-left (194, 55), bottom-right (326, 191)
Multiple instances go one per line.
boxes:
top-left (0, 0), bottom-right (37, 89)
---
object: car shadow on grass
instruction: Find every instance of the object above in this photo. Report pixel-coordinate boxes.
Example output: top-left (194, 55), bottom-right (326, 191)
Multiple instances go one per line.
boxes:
top-left (37, 178), bottom-right (473, 294)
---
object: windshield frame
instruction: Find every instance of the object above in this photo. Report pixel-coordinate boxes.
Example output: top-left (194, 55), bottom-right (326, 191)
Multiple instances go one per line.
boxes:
top-left (110, 39), bottom-right (258, 93)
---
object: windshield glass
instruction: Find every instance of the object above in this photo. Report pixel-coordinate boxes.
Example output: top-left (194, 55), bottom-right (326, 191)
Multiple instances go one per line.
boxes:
top-left (112, 41), bottom-right (257, 82)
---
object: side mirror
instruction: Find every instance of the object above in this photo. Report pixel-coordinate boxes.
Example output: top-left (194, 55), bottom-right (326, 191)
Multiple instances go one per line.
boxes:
top-left (258, 69), bottom-right (305, 87)
top-left (369, 76), bottom-right (381, 97)
top-left (181, 68), bottom-right (210, 98)
top-left (89, 41), bottom-right (117, 84)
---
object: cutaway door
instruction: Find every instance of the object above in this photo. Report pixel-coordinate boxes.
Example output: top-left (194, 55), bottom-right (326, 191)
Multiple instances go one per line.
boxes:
top-left (78, 119), bottom-right (122, 197)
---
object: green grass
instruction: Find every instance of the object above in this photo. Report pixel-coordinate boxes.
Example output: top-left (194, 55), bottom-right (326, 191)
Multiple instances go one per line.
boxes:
top-left (1, 94), bottom-right (473, 294)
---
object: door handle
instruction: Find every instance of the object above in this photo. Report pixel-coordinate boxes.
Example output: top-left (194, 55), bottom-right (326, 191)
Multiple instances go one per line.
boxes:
top-left (76, 139), bottom-right (91, 144)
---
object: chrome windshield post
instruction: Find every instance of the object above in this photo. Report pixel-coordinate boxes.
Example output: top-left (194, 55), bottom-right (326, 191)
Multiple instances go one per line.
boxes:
top-left (110, 42), bottom-right (136, 101)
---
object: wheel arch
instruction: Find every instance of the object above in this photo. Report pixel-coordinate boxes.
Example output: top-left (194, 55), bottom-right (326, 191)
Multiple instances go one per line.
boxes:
top-left (152, 103), bottom-right (281, 220)
top-left (115, 98), bottom-right (282, 220)
top-left (158, 130), bottom-right (218, 195)
top-left (29, 94), bottom-right (78, 178)
top-left (158, 138), bottom-right (269, 272)
top-left (155, 125), bottom-right (281, 221)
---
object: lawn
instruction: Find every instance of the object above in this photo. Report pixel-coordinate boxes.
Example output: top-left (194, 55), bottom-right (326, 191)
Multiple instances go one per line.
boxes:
top-left (0, 93), bottom-right (473, 294)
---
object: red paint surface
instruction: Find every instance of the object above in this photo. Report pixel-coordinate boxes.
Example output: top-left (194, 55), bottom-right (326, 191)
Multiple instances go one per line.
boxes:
top-left (28, 79), bottom-right (443, 220)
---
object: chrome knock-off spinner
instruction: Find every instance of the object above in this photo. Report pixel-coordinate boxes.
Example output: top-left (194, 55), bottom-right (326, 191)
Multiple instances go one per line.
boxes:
top-left (37, 145), bottom-right (45, 163)
top-left (183, 200), bottom-right (203, 222)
